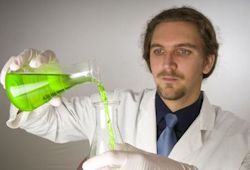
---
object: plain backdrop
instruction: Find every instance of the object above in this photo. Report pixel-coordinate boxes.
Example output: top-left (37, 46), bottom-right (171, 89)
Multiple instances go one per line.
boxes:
top-left (0, 0), bottom-right (249, 169)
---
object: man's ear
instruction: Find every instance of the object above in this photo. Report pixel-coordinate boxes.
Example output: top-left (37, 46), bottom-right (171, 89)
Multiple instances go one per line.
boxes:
top-left (203, 54), bottom-right (215, 75)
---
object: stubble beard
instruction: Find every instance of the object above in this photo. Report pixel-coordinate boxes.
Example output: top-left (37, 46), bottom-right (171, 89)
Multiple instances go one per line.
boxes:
top-left (156, 70), bottom-right (186, 100)
top-left (157, 83), bottom-right (186, 101)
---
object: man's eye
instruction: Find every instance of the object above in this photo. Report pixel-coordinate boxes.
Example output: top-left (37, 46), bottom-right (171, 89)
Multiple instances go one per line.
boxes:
top-left (152, 48), bottom-right (165, 55)
top-left (175, 49), bottom-right (191, 56)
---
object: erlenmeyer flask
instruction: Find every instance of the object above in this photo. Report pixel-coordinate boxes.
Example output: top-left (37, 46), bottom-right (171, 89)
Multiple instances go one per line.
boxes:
top-left (5, 60), bottom-right (99, 111)
top-left (89, 100), bottom-right (123, 157)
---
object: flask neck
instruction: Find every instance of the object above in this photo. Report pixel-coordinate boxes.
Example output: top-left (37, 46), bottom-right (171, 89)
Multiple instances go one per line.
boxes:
top-left (69, 71), bottom-right (99, 85)
top-left (95, 104), bottom-right (118, 129)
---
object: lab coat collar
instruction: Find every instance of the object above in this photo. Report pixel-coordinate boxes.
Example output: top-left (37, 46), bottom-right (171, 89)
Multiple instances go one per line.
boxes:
top-left (199, 92), bottom-right (216, 131)
top-left (136, 89), bottom-right (157, 153)
top-left (169, 91), bottom-right (216, 160)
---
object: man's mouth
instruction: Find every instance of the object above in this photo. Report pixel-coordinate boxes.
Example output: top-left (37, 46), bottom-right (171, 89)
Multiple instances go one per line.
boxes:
top-left (161, 76), bottom-right (178, 83)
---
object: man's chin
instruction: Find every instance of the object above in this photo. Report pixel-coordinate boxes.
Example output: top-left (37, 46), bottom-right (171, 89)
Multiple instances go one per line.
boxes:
top-left (157, 86), bottom-right (185, 101)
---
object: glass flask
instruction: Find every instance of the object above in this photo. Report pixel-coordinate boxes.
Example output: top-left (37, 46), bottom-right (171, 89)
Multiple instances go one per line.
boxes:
top-left (5, 60), bottom-right (100, 111)
top-left (89, 100), bottom-right (123, 157)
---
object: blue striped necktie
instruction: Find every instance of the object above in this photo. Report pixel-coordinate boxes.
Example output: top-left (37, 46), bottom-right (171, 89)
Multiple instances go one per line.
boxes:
top-left (157, 113), bottom-right (178, 157)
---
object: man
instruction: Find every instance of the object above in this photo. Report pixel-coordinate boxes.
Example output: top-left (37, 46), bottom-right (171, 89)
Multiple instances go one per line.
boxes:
top-left (1, 6), bottom-right (250, 170)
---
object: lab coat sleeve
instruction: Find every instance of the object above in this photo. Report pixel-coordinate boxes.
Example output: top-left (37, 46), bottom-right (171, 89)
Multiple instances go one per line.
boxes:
top-left (6, 95), bottom-right (98, 143)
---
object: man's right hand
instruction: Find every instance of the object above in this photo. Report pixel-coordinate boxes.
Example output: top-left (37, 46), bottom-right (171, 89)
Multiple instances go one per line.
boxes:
top-left (0, 48), bottom-right (62, 107)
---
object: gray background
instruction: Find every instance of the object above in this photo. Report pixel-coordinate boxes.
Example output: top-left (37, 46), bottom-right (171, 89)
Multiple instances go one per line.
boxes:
top-left (0, 0), bottom-right (249, 169)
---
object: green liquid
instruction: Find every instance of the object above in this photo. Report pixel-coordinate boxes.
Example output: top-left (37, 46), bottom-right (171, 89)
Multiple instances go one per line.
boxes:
top-left (6, 73), bottom-right (91, 111)
top-left (96, 83), bottom-right (116, 150)
top-left (5, 72), bottom-right (116, 150)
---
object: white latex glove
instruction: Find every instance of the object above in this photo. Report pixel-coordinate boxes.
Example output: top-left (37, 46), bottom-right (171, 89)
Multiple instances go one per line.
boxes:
top-left (82, 143), bottom-right (198, 170)
top-left (0, 48), bottom-right (62, 107)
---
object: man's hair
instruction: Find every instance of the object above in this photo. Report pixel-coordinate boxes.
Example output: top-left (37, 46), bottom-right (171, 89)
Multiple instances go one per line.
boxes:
top-left (142, 6), bottom-right (219, 78)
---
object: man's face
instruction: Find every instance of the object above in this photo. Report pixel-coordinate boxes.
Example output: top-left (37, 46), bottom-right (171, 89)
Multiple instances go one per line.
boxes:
top-left (150, 21), bottom-right (213, 106)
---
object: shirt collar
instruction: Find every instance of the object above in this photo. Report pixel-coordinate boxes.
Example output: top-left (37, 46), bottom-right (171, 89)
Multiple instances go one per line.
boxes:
top-left (155, 91), bottom-right (203, 136)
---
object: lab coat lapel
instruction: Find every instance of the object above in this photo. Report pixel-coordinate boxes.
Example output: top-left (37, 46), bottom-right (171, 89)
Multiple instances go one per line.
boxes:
top-left (136, 89), bottom-right (157, 153)
top-left (169, 93), bottom-right (216, 161)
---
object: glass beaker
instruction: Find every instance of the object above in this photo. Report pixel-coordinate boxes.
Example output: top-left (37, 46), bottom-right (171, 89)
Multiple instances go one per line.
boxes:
top-left (5, 60), bottom-right (100, 111)
top-left (89, 100), bottom-right (123, 157)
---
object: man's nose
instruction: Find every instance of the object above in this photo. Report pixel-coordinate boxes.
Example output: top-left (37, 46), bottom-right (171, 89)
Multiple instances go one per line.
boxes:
top-left (162, 52), bottom-right (177, 70)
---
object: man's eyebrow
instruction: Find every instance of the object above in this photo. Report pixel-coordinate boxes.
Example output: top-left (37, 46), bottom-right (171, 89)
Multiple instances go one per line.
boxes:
top-left (150, 43), bottom-right (198, 49)
top-left (150, 43), bottom-right (164, 48)
top-left (175, 43), bottom-right (198, 49)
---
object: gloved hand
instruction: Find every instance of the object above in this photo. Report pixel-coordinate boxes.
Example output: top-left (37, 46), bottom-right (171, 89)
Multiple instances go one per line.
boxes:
top-left (82, 143), bottom-right (198, 170)
top-left (0, 48), bottom-right (62, 107)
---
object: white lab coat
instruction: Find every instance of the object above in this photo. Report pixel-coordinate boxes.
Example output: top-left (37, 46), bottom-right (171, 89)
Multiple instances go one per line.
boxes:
top-left (7, 89), bottom-right (250, 170)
